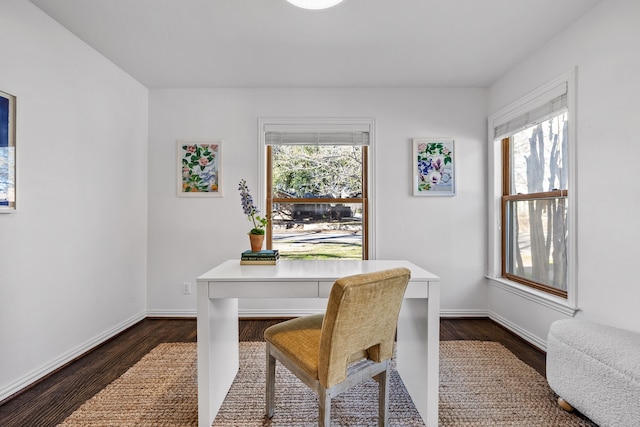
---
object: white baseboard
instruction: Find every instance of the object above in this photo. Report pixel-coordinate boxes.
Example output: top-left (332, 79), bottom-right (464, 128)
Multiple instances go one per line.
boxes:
top-left (0, 311), bottom-right (146, 402)
top-left (440, 309), bottom-right (489, 318)
top-left (488, 310), bottom-right (547, 351)
top-left (146, 309), bottom-right (197, 318)
top-left (147, 308), bottom-right (491, 319)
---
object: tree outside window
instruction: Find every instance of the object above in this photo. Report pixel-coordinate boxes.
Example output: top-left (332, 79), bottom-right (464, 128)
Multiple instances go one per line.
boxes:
top-left (502, 112), bottom-right (568, 296)
top-left (267, 144), bottom-right (367, 260)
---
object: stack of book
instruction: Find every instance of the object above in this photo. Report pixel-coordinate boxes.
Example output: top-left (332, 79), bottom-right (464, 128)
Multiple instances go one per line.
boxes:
top-left (240, 249), bottom-right (280, 265)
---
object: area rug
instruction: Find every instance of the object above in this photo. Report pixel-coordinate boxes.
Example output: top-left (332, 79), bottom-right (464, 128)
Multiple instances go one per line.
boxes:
top-left (58, 341), bottom-right (597, 426)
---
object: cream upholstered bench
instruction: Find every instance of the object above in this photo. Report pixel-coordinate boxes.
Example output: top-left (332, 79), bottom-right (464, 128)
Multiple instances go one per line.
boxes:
top-left (546, 319), bottom-right (640, 427)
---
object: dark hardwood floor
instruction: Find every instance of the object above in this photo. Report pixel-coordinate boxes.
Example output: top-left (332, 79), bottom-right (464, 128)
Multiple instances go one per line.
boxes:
top-left (0, 317), bottom-right (546, 427)
top-left (440, 317), bottom-right (546, 376)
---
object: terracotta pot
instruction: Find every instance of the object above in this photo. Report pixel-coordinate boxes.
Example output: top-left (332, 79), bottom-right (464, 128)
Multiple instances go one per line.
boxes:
top-left (249, 233), bottom-right (264, 252)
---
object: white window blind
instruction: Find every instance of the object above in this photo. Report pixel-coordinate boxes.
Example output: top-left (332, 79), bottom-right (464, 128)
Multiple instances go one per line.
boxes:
top-left (493, 82), bottom-right (568, 139)
top-left (265, 131), bottom-right (369, 146)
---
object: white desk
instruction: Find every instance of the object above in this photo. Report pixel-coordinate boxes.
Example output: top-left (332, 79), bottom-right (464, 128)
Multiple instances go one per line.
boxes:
top-left (196, 259), bottom-right (440, 427)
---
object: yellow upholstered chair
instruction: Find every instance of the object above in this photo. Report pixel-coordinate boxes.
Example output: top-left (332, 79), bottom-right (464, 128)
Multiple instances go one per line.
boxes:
top-left (264, 267), bottom-right (411, 427)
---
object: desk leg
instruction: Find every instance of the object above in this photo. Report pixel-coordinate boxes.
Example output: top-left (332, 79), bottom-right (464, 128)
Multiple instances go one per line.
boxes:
top-left (396, 281), bottom-right (440, 427)
top-left (197, 288), bottom-right (239, 427)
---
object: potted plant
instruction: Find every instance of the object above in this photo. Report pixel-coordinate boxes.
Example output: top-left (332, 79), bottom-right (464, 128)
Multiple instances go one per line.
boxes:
top-left (238, 179), bottom-right (269, 251)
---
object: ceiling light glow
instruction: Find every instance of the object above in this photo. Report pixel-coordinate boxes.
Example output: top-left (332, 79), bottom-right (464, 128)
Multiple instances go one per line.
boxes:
top-left (286, 0), bottom-right (344, 10)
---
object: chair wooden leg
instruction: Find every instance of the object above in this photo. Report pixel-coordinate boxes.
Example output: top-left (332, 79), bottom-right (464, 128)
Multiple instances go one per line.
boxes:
top-left (318, 388), bottom-right (331, 427)
top-left (376, 367), bottom-right (390, 426)
top-left (265, 343), bottom-right (276, 419)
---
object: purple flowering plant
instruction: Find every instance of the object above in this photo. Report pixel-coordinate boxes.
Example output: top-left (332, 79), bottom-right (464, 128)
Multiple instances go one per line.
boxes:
top-left (238, 179), bottom-right (269, 235)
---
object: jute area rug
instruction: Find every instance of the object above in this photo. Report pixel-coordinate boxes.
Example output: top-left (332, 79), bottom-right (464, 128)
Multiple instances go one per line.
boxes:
top-left (58, 341), bottom-right (597, 427)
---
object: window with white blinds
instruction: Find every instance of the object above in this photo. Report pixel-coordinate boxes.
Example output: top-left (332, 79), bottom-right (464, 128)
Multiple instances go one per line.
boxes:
top-left (260, 118), bottom-right (374, 260)
top-left (487, 69), bottom-right (578, 309)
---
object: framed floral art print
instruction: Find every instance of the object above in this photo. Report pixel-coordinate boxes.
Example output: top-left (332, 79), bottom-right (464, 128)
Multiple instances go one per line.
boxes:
top-left (413, 138), bottom-right (455, 196)
top-left (177, 140), bottom-right (222, 197)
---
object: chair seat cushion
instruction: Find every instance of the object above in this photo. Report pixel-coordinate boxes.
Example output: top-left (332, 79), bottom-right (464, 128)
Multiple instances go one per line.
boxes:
top-left (264, 314), bottom-right (324, 379)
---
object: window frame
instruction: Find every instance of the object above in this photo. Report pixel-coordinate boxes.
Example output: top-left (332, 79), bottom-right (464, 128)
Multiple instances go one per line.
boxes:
top-left (258, 117), bottom-right (375, 260)
top-left (501, 136), bottom-right (569, 298)
top-left (487, 70), bottom-right (578, 314)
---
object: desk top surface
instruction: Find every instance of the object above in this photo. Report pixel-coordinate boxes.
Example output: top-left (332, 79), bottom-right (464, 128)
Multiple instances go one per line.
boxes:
top-left (197, 259), bottom-right (439, 283)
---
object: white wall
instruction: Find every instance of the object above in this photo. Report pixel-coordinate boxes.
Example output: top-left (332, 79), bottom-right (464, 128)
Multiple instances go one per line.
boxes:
top-left (147, 88), bottom-right (488, 317)
top-left (0, 1), bottom-right (148, 400)
top-left (487, 0), bottom-right (640, 342)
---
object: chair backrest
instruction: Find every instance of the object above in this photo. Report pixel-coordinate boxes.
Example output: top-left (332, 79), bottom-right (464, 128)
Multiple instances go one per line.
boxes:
top-left (318, 267), bottom-right (411, 388)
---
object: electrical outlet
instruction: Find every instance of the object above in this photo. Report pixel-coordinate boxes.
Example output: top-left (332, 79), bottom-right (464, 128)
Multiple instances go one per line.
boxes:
top-left (182, 282), bottom-right (191, 295)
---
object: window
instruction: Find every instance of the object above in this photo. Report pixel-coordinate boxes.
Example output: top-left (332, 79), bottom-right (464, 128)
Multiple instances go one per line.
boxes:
top-left (488, 70), bottom-right (576, 306)
top-left (502, 111), bottom-right (568, 296)
top-left (260, 119), bottom-right (373, 260)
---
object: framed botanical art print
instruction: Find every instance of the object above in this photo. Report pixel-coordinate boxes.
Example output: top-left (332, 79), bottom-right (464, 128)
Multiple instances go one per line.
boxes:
top-left (177, 140), bottom-right (222, 197)
top-left (0, 90), bottom-right (16, 212)
top-left (413, 138), bottom-right (455, 196)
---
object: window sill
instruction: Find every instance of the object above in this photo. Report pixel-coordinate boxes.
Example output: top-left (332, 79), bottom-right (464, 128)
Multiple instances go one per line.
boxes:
top-left (486, 276), bottom-right (579, 316)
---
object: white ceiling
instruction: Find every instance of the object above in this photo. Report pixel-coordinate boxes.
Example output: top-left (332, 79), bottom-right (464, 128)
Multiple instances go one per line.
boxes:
top-left (29, 0), bottom-right (602, 89)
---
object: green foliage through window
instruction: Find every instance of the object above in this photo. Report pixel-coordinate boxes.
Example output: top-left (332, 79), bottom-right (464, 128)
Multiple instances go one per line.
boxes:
top-left (268, 144), bottom-right (367, 260)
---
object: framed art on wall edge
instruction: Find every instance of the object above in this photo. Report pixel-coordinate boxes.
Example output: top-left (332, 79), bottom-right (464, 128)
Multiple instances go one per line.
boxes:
top-left (0, 89), bottom-right (16, 212)
top-left (413, 138), bottom-right (455, 196)
top-left (177, 139), bottom-right (222, 197)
